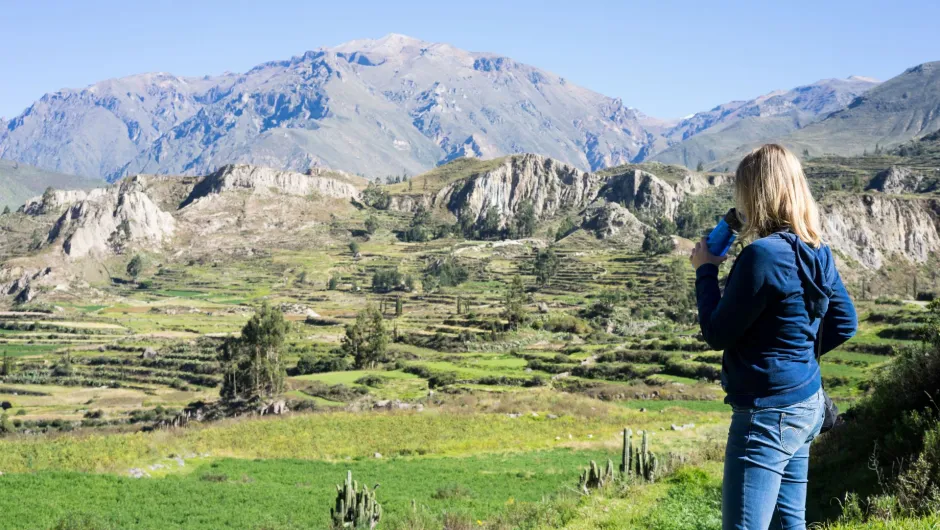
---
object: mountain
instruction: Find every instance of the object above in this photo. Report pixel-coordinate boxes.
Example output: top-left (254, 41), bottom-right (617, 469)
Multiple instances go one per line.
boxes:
top-left (781, 62), bottom-right (940, 156)
top-left (0, 34), bottom-right (670, 181)
top-left (0, 159), bottom-right (103, 210)
top-left (651, 76), bottom-right (880, 168)
top-left (0, 73), bottom-right (225, 181)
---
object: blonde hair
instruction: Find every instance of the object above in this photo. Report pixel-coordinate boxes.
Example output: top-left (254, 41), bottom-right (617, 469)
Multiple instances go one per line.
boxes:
top-left (734, 144), bottom-right (822, 247)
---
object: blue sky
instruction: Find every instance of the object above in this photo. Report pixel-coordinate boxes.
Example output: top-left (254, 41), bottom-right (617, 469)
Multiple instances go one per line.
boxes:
top-left (1, 0), bottom-right (937, 119)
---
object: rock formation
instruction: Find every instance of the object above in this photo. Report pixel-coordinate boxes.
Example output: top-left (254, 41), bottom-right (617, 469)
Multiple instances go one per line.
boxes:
top-left (821, 194), bottom-right (940, 269)
top-left (440, 154), bottom-right (601, 225)
top-left (182, 164), bottom-right (360, 207)
top-left (47, 176), bottom-right (176, 258)
top-left (20, 189), bottom-right (93, 216)
top-left (867, 166), bottom-right (940, 194)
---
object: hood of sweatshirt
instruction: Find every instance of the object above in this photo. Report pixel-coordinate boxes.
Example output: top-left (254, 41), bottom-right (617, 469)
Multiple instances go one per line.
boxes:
top-left (778, 232), bottom-right (833, 319)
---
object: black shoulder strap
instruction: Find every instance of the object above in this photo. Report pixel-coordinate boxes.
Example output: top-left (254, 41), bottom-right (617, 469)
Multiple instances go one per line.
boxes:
top-left (815, 318), bottom-right (825, 360)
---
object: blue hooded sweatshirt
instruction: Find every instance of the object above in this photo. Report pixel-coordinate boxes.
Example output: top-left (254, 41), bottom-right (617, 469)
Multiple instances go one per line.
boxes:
top-left (695, 232), bottom-right (858, 408)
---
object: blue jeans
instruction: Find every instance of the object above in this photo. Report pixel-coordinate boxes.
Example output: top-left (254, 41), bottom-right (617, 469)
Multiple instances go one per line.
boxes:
top-left (723, 388), bottom-right (825, 530)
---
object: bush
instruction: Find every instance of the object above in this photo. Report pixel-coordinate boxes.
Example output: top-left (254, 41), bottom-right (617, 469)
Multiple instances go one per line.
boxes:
top-left (372, 268), bottom-right (403, 293)
top-left (354, 374), bottom-right (387, 387)
top-left (428, 372), bottom-right (458, 388)
top-left (424, 258), bottom-right (470, 288)
top-left (295, 353), bottom-right (351, 375)
top-left (541, 313), bottom-right (592, 335)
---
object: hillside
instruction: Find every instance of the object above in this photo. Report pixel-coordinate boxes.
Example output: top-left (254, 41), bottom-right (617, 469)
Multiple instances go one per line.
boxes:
top-left (701, 62), bottom-right (940, 171)
top-left (652, 77), bottom-right (879, 168)
top-left (0, 159), bottom-right (103, 210)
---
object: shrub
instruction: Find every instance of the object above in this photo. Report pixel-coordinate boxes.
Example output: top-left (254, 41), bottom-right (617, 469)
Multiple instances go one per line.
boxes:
top-left (542, 313), bottom-right (592, 335)
top-left (424, 258), bottom-right (470, 288)
top-left (295, 353), bottom-right (351, 375)
top-left (428, 372), bottom-right (458, 388)
top-left (372, 268), bottom-right (403, 293)
top-left (354, 374), bottom-right (387, 387)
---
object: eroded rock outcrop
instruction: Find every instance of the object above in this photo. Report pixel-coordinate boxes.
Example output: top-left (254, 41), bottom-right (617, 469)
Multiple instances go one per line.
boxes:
top-left (48, 176), bottom-right (176, 257)
top-left (821, 194), bottom-right (940, 269)
top-left (440, 154), bottom-right (601, 225)
top-left (181, 164), bottom-right (359, 207)
top-left (19, 189), bottom-right (92, 216)
top-left (867, 166), bottom-right (940, 194)
top-left (580, 201), bottom-right (648, 247)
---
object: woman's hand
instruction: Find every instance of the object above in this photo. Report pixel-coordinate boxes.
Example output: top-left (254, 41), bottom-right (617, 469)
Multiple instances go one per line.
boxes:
top-left (690, 238), bottom-right (728, 270)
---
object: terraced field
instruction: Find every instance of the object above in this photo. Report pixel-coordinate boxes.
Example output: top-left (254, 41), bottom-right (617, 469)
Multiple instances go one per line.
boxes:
top-left (0, 213), bottom-right (927, 529)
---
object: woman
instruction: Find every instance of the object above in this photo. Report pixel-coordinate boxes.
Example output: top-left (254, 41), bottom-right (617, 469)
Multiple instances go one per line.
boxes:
top-left (690, 144), bottom-right (858, 530)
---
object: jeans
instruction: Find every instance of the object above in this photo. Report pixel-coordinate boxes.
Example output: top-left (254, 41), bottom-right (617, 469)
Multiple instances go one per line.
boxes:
top-left (723, 388), bottom-right (825, 530)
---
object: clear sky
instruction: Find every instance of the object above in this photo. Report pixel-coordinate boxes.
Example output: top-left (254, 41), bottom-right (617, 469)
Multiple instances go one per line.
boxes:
top-left (1, 0), bottom-right (938, 120)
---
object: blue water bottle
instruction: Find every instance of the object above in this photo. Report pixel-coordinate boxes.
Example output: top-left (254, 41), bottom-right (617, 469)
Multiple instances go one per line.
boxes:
top-left (705, 208), bottom-right (742, 257)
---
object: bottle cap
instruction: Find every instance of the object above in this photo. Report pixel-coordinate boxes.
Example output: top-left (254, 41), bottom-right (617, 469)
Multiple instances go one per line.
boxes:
top-left (725, 208), bottom-right (742, 232)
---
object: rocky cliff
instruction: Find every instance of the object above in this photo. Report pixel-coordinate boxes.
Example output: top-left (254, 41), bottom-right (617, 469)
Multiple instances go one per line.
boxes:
top-left (867, 166), bottom-right (940, 194)
top-left (20, 189), bottom-right (94, 215)
top-left (46, 176), bottom-right (177, 258)
top-left (439, 154), bottom-right (600, 225)
top-left (181, 164), bottom-right (360, 207)
top-left (821, 194), bottom-right (940, 269)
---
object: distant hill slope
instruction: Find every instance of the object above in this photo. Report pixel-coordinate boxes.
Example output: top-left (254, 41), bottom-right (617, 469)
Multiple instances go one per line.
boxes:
top-left (0, 34), bottom-right (670, 181)
top-left (783, 62), bottom-right (940, 156)
top-left (0, 159), bottom-right (103, 210)
top-left (705, 62), bottom-right (940, 170)
top-left (651, 77), bottom-right (879, 168)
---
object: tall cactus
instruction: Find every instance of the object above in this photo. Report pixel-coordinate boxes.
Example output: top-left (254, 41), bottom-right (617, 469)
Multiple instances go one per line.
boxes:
top-left (395, 296), bottom-right (403, 317)
top-left (620, 428), bottom-right (632, 474)
top-left (578, 459), bottom-right (614, 494)
top-left (620, 428), bottom-right (660, 483)
top-left (331, 470), bottom-right (382, 529)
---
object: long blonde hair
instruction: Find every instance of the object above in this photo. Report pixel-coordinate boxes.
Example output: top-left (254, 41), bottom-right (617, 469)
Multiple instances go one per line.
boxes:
top-left (734, 144), bottom-right (822, 247)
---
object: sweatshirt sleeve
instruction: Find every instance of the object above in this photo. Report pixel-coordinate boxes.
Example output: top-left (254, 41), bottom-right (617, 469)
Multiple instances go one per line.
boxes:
top-left (695, 245), bottom-right (775, 350)
top-left (820, 257), bottom-right (858, 355)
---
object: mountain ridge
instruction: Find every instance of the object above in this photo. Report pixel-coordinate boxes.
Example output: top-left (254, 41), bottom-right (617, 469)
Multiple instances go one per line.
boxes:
top-left (0, 34), bottom-right (900, 182)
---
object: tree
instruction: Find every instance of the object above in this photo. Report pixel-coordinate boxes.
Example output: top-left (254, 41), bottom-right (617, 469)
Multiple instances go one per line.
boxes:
top-left (663, 259), bottom-right (696, 324)
top-left (364, 215), bottom-right (379, 235)
top-left (328, 275), bottom-right (339, 290)
top-left (555, 216), bottom-right (576, 241)
top-left (1, 206), bottom-right (10, 215)
top-left (361, 182), bottom-right (391, 210)
top-left (696, 161), bottom-right (704, 172)
top-left (802, 149), bottom-right (810, 158)
top-left (218, 303), bottom-right (288, 402)
top-left (424, 257), bottom-right (470, 288)
top-left (1, 351), bottom-right (12, 376)
top-left (503, 276), bottom-right (528, 330)
top-left (0, 413), bottom-right (12, 435)
top-left (642, 231), bottom-right (675, 256)
top-left (458, 208), bottom-right (477, 239)
top-left (342, 305), bottom-right (387, 369)
top-left (349, 241), bottom-right (360, 256)
top-left (403, 205), bottom-right (433, 242)
top-left (372, 268), bottom-right (403, 293)
top-left (511, 200), bottom-right (537, 239)
top-left (126, 255), bottom-right (144, 282)
top-left (480, 207), bottom-right (502, 240)
top-left (534, 248), bottom-right (560, 287)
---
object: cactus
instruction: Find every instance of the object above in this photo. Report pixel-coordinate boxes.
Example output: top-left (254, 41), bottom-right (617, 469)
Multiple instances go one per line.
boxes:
top-left (620, 428), bottom-right (632, 474)
top-left (456, 296), bottom-right (462, 315)
top-left (619, 428), bottom-right (660, 483)
top-left (331, 470), bottom-right (382, 529)
top-left (395, 296), bottom-right (403, 317)
top-left (577, 459), bottom-right (614, 494)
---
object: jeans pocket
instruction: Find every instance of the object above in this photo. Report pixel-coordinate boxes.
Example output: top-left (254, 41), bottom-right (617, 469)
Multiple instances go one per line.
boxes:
top-left (779, 407), bottom-right (817, 455)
